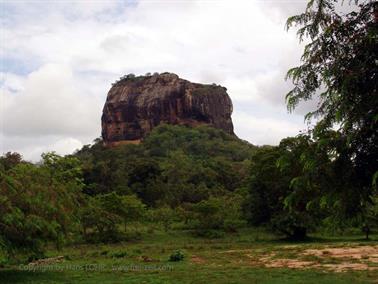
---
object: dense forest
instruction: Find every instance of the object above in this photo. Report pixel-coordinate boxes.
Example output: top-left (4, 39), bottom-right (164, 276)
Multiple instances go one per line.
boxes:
top-left (1, 123), bottom-right (377, 260)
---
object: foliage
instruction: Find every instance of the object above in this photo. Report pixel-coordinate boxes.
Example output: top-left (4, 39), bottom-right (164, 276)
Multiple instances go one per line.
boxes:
top-left (243, 146), bottom-right (286, 226)
top-left (0, 153), bottom-right (83, 258)
top-left (190, 195), bottom-right (245, 236)
top-left (285, 0), bottom-right (378, 225)
top-left (0, 152), bottom-right (23, 171)
top-left (244, 140), bottom-right (320, 240)
top-left (75, 125), bottom-right (256, 207)
top-left (80, 193), bottom-right (145, 243)
top-left (359, 195), bottom-right (378, 239)
top-left (169, 250), bottom-right (185, 262)
top-left (80, 195), bottom-right (122, 242)
top-left (149, 206), bottom-right (176, 232)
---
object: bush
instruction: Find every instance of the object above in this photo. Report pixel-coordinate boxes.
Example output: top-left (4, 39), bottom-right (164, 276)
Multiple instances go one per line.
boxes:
top-left (79, 193), bottom-right (145, 243)
top-left (149, 207), bottom-right (176, 232)
top-left (169, 250), bottom-right (184, 262)
top-left (0, 153), bottom-right (83, 259)
top-left (190, 195), bottom-right (245, 236)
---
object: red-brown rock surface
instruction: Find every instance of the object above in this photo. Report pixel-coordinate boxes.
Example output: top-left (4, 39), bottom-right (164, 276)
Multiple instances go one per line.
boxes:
top-left (101, 73), bottom-right (234, 145)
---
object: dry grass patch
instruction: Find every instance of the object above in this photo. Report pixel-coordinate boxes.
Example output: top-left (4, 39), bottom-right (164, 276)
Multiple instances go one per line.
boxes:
top-left (221, 244), bottom-right (378, 272)
top-left (303, 245), bottom-right (378, 260)
top-left (190, 255), bottom-right (206, 264)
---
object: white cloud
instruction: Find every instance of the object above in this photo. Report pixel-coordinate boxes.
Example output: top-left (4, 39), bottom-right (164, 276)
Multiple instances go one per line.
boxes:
top-left (25, 137), bottom-right (83, 162)
top-left (45, 137), bottom-right (83, 156)
top-left (233, 111), bottom-right (307, 146)
top-left (0, 133), bottom-right (84, 162)
top-left (1, 64), bottom-right (104, 137)
top-left (0, 72), bottom-right (25, 93)
top-left (1, 0), bottom-right (321, 160)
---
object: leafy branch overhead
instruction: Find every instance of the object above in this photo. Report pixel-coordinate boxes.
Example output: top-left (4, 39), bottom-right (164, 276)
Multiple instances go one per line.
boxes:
top-left (283, 0), bottom-right (377, 231)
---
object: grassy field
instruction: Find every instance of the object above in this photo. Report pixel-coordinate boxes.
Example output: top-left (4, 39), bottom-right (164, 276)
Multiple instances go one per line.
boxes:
top-left (1, 228), bottom-right (377, 283)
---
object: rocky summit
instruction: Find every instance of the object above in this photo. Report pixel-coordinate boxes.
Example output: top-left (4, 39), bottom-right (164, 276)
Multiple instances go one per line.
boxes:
top-left (101, 72), bottom-right (234, 146)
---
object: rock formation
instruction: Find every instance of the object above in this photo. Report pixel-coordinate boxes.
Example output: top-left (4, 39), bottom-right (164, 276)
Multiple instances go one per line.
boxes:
top-left (101, 72), bottom-right (234, 146)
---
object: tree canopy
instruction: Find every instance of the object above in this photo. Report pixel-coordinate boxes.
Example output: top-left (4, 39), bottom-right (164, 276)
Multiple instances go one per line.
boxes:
top-left (0, 153), bottom-right (83, 258)
top-left (285, 0), bottom-right (377, 224)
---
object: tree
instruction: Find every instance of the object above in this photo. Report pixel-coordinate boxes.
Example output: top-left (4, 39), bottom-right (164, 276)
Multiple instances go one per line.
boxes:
top-left (150, 206), bottom-right (176, 232)
top-left (275, 136), bottom-right (325, 239)
top-left (285, 0), bottom-right (378, 224)
top-left (119, 194), bottom-right (146, 231)
top-left (243, 146), bottom-right (285, 226)
top-left (244, 141), bottom-right (321, 240)
top-left (74, 124), bottom-right (255, 212)
top-left (190, 195), bottom-right (244, 236)
top-left (79, 193), bottom-right (145, 242)
top-left (127, 158), bottom-right (163, 206)
top-left (0, 152), bottom-right (23, 171)
top-left (79, 196), bottom-right (122, 242)
top-left (360, 195), bottom-right (378, 239)
top-left (0, 153), bottom-right (83, 258)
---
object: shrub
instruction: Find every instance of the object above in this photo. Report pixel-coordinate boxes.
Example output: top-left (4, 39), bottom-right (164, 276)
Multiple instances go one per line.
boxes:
top-left (79, 193), bottom-right (145, 243)
top-left (150, 206), bottom-right (176, 232)
top-left (169, 250), bottom-right (184, 262)
top-left (190, 195), bottom-right (245, 236)
top-left (0, 153), bottom-right (83, 259)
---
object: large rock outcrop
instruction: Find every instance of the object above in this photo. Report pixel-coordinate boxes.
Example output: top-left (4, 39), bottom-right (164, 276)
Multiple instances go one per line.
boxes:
top-left (101, 73), bottom-right (234, 145)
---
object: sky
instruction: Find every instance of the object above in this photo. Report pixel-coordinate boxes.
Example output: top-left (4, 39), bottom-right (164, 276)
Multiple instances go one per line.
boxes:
top-left (0, 0), bottom-right (321, 161)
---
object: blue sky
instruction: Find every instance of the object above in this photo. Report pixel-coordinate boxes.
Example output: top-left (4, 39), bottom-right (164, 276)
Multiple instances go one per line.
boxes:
top-left (1, 0), bottom-right (319, 161)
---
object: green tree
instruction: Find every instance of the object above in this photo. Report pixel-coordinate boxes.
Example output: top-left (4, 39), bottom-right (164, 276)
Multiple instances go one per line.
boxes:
top-left (80, 193), bottom-right (145, 242)
top-left (243, 146), bottom-right (287, 226)
top-left (0, 153), bottom-right (83, 258)
top-left (191, 195), bottom-right (244, 236)
top-left (274, 136), bottom-right (325, 239)
top-left (286, 0), bottom-right (378, 225)
top-left (244, 141), bottom-right (319, 240)
top-left (75, 124), bottom-right (255, 209)
top-left (79, 196), bottom-right (121, 242)
top-left (0, 152), bottom-right (23, 171)
top-left (119, 194), bottom-right (146, 231)
top-left (150, 206), bottom-right (176, 232)
top-left (127, 158), bottom-right (163, 206)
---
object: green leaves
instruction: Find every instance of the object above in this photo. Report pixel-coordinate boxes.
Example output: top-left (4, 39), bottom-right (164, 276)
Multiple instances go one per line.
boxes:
top-left (373, 171), bottom-right (378, 188)
top-left (79, 192), bottom-right (146, 242)
top-left (75, 124), bottom-right (255, 207)
top-left (0, 153), bottom-right (84, 258)
top-left (285, 0), bottom-right (377, 227)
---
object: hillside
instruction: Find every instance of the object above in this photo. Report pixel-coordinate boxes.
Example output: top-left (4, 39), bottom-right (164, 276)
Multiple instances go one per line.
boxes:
top-left (76, 124), bottom-right (256, 206)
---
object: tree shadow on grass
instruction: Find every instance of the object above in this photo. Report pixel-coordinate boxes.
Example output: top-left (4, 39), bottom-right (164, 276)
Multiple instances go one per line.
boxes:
top-left (268, 235), bottom-right (378, 245)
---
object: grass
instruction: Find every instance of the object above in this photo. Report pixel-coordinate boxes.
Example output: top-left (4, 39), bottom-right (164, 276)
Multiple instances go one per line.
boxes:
top-left (0, 227), bottom-right (377, 283)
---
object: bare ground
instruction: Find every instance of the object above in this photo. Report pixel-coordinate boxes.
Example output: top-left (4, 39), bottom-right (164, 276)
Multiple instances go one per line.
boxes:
top-left (221, 244), bottom-right (378, 272)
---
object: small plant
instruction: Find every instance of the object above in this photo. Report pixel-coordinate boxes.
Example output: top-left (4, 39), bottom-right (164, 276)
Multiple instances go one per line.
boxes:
top-left (169, 250), bottom-right (185, 262)
top-left (111, 251), bottom-right (128, 258)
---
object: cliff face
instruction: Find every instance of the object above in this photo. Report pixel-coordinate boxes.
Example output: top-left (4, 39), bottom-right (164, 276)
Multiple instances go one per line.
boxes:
top-left (101, 73), bottom-right (234, 145)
